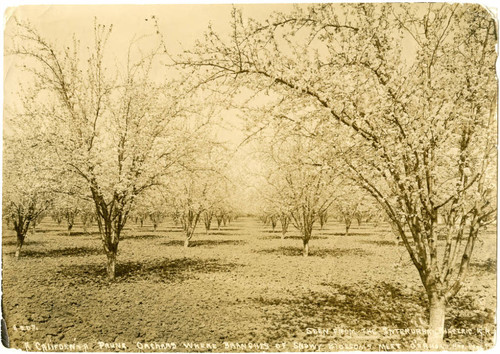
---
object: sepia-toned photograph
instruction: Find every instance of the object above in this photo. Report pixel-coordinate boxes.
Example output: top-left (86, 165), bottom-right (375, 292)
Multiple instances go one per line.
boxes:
top-left (2, 2), bottom-right (497, 352)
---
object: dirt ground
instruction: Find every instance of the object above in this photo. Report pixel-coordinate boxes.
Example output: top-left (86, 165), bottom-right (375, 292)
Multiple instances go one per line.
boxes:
top-left (1, 217), bottom-right (496, 352)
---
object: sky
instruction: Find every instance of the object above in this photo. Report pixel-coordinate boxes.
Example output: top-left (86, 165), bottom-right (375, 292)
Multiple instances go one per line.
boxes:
top-left (5, 4), bottom-right (297, 54)
top-left (3, 4), bottom-right (302, 145)
top-left (3, 2), bottom-right (499, 114)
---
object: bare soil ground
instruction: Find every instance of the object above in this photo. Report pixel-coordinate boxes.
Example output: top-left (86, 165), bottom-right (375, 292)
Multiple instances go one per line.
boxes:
top-left (2, 217), bottom-right (496, 352)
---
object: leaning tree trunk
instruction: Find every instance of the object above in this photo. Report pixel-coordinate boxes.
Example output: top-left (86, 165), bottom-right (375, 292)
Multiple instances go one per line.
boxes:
top-left (185, 227), bottom-right (195, 248)
top-left (427, 291), bottom-right (446, 348)
top-left (184, 211), bottom-right (201, 248)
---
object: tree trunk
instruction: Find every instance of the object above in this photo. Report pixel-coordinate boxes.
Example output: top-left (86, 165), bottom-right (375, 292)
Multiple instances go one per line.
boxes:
top-left (106, 251), bottom-right (117, 280)
top-left (205, 218), bottom-right (211, 235)
top-left (303, 239), bottom-right (309, 257)
top-left (15, 240), bottom-right (24, 259)
top-left (99, 224), bottom-right (120, 280)
top-left (280, 216), bottom-right (289, 238)
top-left (185, 226), bottom-right (193, 248)
top-left (427, 293), bottom-right (446, 349)
top-left (15, 230), bottom-right (25, 259)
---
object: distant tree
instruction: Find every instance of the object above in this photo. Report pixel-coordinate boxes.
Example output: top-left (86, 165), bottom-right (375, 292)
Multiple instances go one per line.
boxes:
top-left (215, 208), bottom-right (226, 230)
top-left (333, 185), bottom-right (373, 236)
top-left (268, 213), bottom-right (278, 233)
top-left (64, 207), bottom-right (79, 236)
top-left (29, 211), bottom-right (46, 236)
top-left (259, 135), bottom-right (337, 256)
top-left (52, 196), bottom-right (80, 236)
top-left (202, 209), bottom-right (215, 234)
top-left (318, 210), bottom-right (328, 230)
top-left (3, 137), bottom-right (53, 259)
top-left (278, 212), bottom-right (291, 244)
top-left (133, 191), bottom-right (168, 233)
top-left (51, 211), bottom-right (63, 225)
top-left (166, 144), bottom-right (231, 247)
top-left (149, 211), bottom-right (166, 233)
top-left (278, 213), bottom-right (290, 236)
top-left (80, 204), bottom-right (96, 234)
top-left (169, 178), bottom-right (205, 247)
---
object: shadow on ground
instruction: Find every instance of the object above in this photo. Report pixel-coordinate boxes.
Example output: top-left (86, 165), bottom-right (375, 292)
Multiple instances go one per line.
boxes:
top-left (24, 229), bottom-right (63, 234)
top-left (361, 240), bottom-right (400, 247)
top-left (255, 282), bottom-right (426, 335)
top-left (122, 234), bottom-right (165, 240)
top-left (161, 240), bottom-right (247, 247)
top-left (320, 232), bottom-right (370, 237)
top-left (57, 257), bottom-right (242, 284)
top-left (14, 246), bottom-right (102, 258)
top-left (258, 234), bottom-right (328, 240)
top-left (260, 230), bottom-right (283, 234)
top-left (123, 227), bottom-right (184, 233)
top-left (254, 246), bottom-right (370, 258)
top-left (286, 235), bottom-right (328, 240)
top-left (212, 227), bottom-right (240, 231)
top-left (253, 282), bottom-right (495, 347)
top-left (470, 258), bottom-right (496, 274)
top-left (158, 228), bottom-right (184, 233)
top-left (207, 231), bottom-right (240, 236)
top-left (2, 240), bottom-right (47, 247)
top-left (65, 231), bottom-right (100, 237)
top-left (448, 293), bottom-right (496, 328)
